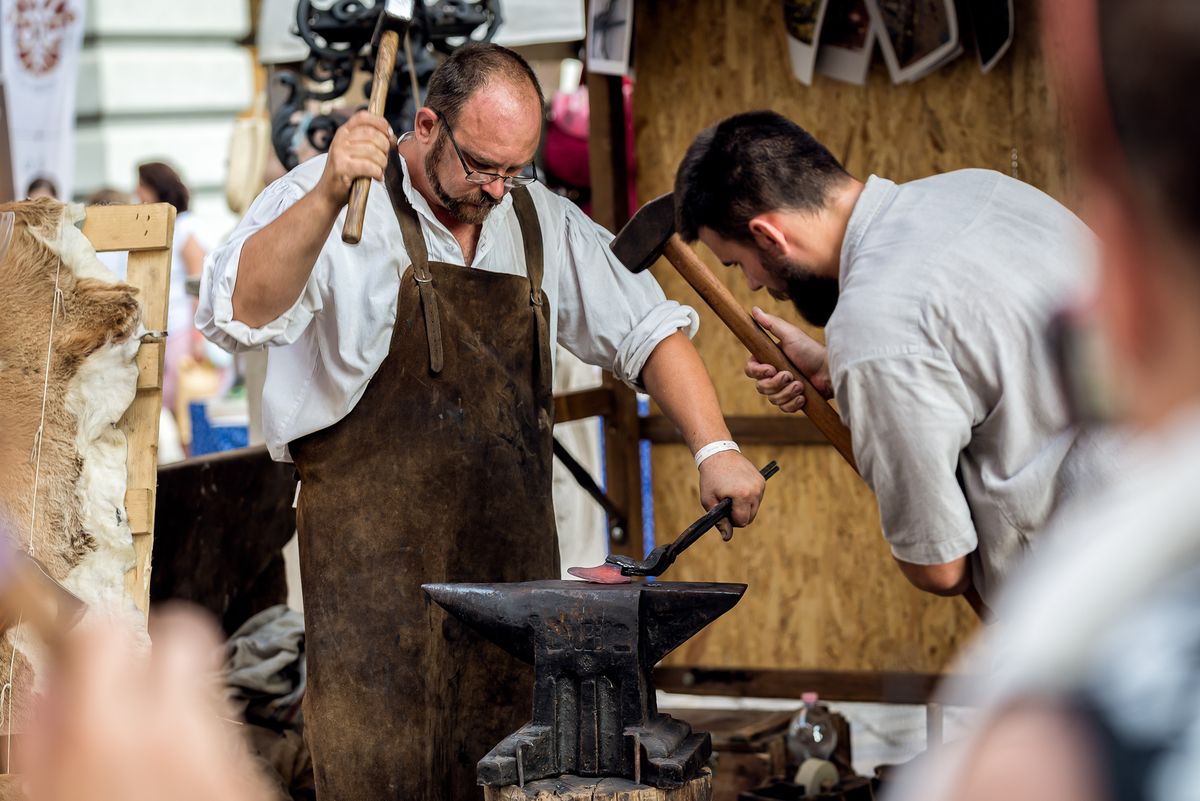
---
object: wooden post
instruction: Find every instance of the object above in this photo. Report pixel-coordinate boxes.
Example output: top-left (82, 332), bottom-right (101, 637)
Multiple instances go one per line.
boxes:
top-left (484, 771), bottom-right (712, 801)
top-left (587, 69), bottom-right (644, 560)
top-left (81, 202), bottom-right (176, 618)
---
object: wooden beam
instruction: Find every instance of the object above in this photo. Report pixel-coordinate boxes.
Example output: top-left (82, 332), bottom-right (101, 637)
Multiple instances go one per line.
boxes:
top-left (587, 63), bottom-right (642, 558)
top-left (653, 667), bottom-right (968, 706)
top-left (640, 415), bottom-right (830, 446)
top-left (585, 71), bottom-right (631, 232)
top-left (82, 202), bottom-right (176, 618)
top-left (554, 386), bottom-right (616, 424)
top-left (81, 204), bottom-right (175, 253)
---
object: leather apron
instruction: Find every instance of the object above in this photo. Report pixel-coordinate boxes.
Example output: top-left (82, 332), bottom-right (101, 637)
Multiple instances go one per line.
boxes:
top-left (290, 153), bottom-right (559, 800)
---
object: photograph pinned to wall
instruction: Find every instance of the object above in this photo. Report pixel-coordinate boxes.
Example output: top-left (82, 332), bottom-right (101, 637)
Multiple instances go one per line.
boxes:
top-left (587, 0), bottom-right (633, 77)
top-left (865, 0), bottom-right (960, 84)
top-left (816, 0), bottom-right (877, 86)
top-left (963, 0), bottom-right (1014, 73)
top-left (782, 0), bottom-right (831, 86)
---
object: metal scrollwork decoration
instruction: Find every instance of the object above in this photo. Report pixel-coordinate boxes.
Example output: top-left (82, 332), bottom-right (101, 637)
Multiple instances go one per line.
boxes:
top-left (272, 0), bottom-right (503, 171)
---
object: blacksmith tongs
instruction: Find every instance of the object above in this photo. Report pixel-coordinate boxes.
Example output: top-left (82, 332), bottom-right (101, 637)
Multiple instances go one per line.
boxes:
top-left (605, 460), bottom-right (779, 578)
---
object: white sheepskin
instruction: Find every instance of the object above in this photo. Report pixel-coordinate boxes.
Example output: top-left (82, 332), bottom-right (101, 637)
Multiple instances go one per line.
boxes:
top-left (14, 203), bottom-right (149, 676)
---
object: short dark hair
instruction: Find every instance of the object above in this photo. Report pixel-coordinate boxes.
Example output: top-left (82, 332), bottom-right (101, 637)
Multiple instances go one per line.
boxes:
top-left (1098, 0), bottom-right (1200, 250)
top-left (137, 161), bottom-right (189, 212)
top-left (424, 43), bottom-right (545, 127)
top-left (675, 111), bottom-right (849, 243)
top-left (25, 176), bottom-right (57, 198)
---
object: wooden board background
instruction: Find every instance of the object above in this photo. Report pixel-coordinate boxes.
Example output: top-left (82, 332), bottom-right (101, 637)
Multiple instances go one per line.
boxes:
top-left (632, 0), bottom-right (1074, 673)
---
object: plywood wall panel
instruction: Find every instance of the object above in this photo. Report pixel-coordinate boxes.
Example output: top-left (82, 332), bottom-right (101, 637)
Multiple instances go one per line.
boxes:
top-left (634, 0), bottom-right (1071, 672)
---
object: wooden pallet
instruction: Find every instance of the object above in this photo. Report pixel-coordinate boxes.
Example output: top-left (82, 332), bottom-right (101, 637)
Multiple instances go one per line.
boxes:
top-left (81, 202), bottom-right (175, 617)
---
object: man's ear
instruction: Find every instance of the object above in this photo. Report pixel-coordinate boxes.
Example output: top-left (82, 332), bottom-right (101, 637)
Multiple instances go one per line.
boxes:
top-left (747, 215), bottom-right (787, 256)
top-left (413, 107), bottom-right (439, 144)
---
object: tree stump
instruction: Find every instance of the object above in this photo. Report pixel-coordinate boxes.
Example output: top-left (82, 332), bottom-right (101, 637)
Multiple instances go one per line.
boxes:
top-left (483, 770), bottom-right (712, 801)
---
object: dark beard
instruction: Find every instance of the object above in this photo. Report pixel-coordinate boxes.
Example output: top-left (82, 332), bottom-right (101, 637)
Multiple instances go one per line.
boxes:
top-left (426, 132), bottom-right (501, 224)
top-left (761, 249), bottom-right (839, 327)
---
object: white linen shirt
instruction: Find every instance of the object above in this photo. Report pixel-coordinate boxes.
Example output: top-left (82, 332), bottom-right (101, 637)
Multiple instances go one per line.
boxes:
top-left (825, 169), bottom-right (1115, 603)
top-left (197, 153), bottom-right (698, 462)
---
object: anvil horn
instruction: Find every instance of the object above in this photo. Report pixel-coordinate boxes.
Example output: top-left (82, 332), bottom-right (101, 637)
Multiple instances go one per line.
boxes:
top-left (422, 582), bottom-right (535, 664)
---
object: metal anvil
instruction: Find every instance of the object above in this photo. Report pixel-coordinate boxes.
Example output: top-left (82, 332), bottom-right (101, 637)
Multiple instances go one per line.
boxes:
top-left (422, 580), bottom-right (745, 789)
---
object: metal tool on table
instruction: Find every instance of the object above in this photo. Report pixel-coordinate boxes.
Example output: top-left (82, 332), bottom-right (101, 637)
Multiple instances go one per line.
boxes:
top-left (568, 460), bottom-right (779, 584)
top-left (341, 0), bottom-right (415, 245)
top-left (609, 195), bottom-right (991, 619)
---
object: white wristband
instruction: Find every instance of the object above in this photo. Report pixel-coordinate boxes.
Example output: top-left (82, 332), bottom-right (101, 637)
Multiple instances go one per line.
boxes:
top-left (694, 440), bottom-right (740, 468)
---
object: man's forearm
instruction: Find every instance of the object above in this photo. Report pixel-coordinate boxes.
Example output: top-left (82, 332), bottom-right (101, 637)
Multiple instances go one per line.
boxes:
top-left (232, 189), bottom-right (342, 327)
top-left (640, 331), bottom-right (732, 453)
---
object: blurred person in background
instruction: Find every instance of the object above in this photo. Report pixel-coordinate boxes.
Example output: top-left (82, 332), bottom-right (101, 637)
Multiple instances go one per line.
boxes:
top-left (137, 161), bottom-right (231, 455)
top-left (888, 2), bottom-right (1200, 799)
top-left (25, 177), bottom-right (57, 200)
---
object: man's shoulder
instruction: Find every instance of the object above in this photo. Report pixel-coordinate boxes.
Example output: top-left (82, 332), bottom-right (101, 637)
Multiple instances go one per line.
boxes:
top-left (901, 167), bottom-right (1004, 192)
top-left (524, 181), bottom-right (576, 219)
top-left (519, 182), bottom-right (600, 244)
top-left (281, 154), bottom-right (327, 193)
top-left (898, 168), bottom-right (1081, 230)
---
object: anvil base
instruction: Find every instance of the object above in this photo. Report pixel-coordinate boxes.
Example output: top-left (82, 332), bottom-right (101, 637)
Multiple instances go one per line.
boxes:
top-left (479, 712), bottom-right (711, 788)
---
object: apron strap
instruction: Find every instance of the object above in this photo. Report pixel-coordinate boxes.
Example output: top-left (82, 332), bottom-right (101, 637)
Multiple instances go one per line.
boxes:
top-left (510, 186), bottom-right (545, 306)
top-left (509, 185), bottom-right (552, 401)
top-left (384, 149), bottom-right (444, 374)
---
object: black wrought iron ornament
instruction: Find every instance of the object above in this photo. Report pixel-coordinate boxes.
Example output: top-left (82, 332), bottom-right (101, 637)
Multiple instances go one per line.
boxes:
top-left (422, 580), bottom-right (746, 788)
top-left (271, 0), bottom-right (503, 170)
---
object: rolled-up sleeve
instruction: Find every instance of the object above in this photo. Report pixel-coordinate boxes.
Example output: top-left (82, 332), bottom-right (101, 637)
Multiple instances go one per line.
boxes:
top-left (196, 178), bottom-right (325, 353)
top-left (555, 201), bottom-right (698, 389)
top-left (835, 351), bottom-right (977, 566)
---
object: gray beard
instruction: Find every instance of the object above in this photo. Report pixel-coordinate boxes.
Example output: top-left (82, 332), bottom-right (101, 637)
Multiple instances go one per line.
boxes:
top-left (426, 133), bottom-right (500, 225)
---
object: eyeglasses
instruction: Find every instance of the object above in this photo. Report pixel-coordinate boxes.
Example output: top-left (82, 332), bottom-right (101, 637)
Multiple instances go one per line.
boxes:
top-left (434, 109), bottom-right (539, 189)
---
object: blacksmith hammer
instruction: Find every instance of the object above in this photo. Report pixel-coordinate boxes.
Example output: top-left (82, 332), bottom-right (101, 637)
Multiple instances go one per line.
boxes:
top-left (611, 192), bottom-right (857, 471)
top-left (341, 0), bottom-right (415, 245)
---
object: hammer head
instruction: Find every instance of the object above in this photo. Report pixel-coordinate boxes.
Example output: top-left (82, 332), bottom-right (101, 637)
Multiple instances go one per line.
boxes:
top-left (611, 192), bottom-right (677, 274)
top-left (372, 0), bottom-right (415, 46)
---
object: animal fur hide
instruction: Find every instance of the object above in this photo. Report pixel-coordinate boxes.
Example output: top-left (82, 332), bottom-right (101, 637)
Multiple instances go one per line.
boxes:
top-left (0, 198), bottom-right (146, 733)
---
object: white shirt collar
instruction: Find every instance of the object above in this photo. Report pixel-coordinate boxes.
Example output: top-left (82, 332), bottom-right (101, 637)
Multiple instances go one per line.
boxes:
top-left (838, 174), bottom-right (896, 291)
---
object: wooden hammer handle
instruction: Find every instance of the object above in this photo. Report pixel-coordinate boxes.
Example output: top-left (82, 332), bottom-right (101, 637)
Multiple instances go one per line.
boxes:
top-left (342, 29), bottom-right (401, 245)
top-left (662, 234), bottom-right (858, 472)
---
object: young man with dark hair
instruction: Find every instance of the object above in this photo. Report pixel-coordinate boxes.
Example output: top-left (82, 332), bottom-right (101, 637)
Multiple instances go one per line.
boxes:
top-left (199, 43), bottom-right (765, 800)
top-left (675, 110), bottom-right (1113, 607)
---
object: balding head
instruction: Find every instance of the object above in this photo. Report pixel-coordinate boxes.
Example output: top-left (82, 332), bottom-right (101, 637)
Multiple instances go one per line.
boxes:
top-left (424, 43), bottom-right (544, 128)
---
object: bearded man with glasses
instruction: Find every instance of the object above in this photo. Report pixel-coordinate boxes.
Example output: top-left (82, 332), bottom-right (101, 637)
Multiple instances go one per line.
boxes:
top-left (198, 43), bottom-right (766, 801)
